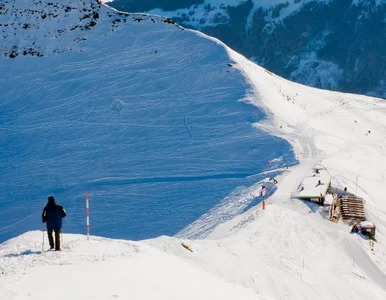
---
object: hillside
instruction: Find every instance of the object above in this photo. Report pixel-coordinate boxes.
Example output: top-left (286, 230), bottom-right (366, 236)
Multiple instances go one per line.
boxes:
top-left (112, 0), bottom-right (386, 98)
top-left (1, 1), bottom-right (386, 300)
top-left (0, 0), bottom-right (295, 242)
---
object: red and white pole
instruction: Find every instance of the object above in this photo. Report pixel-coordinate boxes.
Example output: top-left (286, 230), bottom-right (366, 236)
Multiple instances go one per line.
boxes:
top-left (86, 190), bottom-right (90, 240)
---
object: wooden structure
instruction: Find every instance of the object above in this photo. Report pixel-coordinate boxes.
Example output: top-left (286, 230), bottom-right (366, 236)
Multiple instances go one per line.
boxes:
top-left (181, 242), bottom-right (193, 253)
top-left (329, 194), bottom-right (340, 222)
top-left (293, 166), bottom-right (331, 205)
top-left (340, 196), bottom-right (366, 224)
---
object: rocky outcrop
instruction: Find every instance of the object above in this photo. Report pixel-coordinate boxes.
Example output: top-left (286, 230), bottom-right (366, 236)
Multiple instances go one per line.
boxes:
top-left (0, 0), bottom-right (182, 59)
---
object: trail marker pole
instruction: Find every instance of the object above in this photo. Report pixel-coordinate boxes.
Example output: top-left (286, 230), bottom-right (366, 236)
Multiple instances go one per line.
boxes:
top-left (42, 226), bottom-right (45, 252)
top-left (86, 190), bottom-right (90, 240)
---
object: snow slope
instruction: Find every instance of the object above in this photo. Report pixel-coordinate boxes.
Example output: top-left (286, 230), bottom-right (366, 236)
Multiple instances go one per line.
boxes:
top-left (146, 45), bottom-right (386, 299)
top-left (0, 232), bottom-right (267, 300)
top-left (1, 1), bottom-right (386, 300)
top-left (0, 0), bottom-right (294, 242)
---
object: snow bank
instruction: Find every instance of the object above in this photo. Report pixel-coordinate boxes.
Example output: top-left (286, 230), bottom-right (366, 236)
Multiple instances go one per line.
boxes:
top-left (0, 232), bottom-right (266, 300)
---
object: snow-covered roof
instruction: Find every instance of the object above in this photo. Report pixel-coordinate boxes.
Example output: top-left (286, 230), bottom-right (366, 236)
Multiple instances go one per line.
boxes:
top-left (324, 193), bottom-right (334, 205)
top-left (360, 221), bottom-right (375, 228)
top-left (293, 167), bottom-right (331, 199)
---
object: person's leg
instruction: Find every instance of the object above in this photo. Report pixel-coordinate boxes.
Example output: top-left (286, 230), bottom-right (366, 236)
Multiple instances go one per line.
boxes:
top-left (54, 229), bottom-right (61, 250)
top-left (47, 230), bottom-right (54, 249)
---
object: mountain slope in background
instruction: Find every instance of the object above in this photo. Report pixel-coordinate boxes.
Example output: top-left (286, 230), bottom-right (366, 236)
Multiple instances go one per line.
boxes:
top-left (111, 0), bottom-right (386, 98)
top-left (0, 0), bottom-right (295, 243)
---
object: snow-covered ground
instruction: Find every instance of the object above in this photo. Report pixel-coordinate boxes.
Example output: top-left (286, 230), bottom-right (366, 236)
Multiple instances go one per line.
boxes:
top-left (0, 232), bottom-right (266, 300)
top-left (149, 38), bottom-right (386, 299)
top-left (1, 1), bottom-right (386, 300)
top-left (0, 0), bottom-right (294, 242)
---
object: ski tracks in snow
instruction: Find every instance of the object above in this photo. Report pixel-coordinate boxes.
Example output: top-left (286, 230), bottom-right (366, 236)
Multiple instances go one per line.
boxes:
top-left (343, 237), bottom-right (386, 292)
top-left (176, 180), bottom-right (268, 239)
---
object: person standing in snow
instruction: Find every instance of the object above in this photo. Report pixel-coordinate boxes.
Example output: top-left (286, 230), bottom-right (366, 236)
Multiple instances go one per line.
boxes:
top-left (42, 196), bottom-right (66, 251)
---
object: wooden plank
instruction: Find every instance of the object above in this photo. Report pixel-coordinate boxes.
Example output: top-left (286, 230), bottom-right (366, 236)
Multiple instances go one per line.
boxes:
top-left (342, 213), bottom-right (365, 216)
top-left (342, 214), bottom-right (366, 217)
top-left (342, 207), bottom-right (364, 210)
top-left (342, 214), bottom-right (365, 216)
top-left (341, 198), bottom-right (364, 202)
top-left (342, 215), bottom-right (365, 217)
top-left (342, 207), bottom-right (365, 210)
top-left (341, 206), bottom-right (365, 211)
top-left (341, 200), bottom-right (364, 202)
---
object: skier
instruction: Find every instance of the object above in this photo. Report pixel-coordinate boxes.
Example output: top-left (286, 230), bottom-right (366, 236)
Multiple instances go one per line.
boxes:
top-left (260, 185), bottom-right (267, 197)
top-left (42, 196), bottom-right (66, 251)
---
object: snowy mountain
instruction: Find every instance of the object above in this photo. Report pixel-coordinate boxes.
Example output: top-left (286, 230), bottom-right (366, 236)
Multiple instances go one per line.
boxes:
top-left (0, 0), bottom-right (295, 243)
top-left (111, 0), bottom-right (386, 98)
top-left (1, 1), bottom-right (386, 300)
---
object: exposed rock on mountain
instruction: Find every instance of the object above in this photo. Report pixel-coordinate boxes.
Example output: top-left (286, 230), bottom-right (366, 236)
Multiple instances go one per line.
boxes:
top-left (112, 0), bottom-right (386, 98)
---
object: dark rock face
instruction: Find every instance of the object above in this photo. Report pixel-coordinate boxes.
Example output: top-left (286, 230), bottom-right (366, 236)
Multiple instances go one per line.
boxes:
top-left (110, 0), bottom-right (386, 98)
top-left (239, 0), bottom-right (386, 98)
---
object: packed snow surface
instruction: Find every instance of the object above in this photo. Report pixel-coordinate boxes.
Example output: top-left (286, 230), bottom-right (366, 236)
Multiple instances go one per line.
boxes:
top-left (0, 232), bottom-right (266, 300)
top-left (1, 1), bottom-right (386, 300)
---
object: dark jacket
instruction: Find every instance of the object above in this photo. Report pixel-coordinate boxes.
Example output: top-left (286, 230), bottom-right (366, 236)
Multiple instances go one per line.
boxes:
top-left (42, 196), bottom-right (66, 230)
